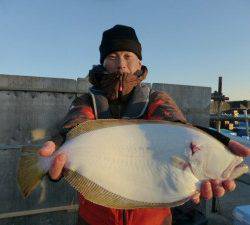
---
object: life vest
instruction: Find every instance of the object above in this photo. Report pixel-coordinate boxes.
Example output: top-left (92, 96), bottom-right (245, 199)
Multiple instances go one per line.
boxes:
top-left (89, 84), bottom-right (151, 119)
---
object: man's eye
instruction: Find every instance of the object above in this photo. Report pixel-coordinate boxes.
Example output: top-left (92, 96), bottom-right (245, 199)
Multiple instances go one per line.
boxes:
top-left (108, 55), bottom-right (116, 60)
top-left (124, 54), bottom-right (131, 59)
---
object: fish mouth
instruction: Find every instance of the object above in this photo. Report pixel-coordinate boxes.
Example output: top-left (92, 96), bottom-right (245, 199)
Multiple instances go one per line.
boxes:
top-left (223, 160), bottom-right (249, 180)
top-left (234, 162), bottom-right (247, 169)
top-left (222, 157), bottom-right (247, 180)
top-left (231, 162), bottom-right (249, 179)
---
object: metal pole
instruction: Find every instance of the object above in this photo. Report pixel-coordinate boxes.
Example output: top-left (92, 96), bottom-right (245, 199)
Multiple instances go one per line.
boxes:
top-left (216, 101), bottom-right (222, 133)
top-left (212, 76), bottom-right (223, 213)
top-left (244, 109), bottom-right (249, 138)
top-left (0, 204), bottom-right (79, 219)
top-left (215, 77), bottom-right (222, 133)
top-left (211, 76), bottom-right (229, 214)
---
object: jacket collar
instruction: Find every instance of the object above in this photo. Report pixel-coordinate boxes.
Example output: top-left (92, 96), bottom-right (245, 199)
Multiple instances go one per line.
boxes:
top-left (89, 84), bottom-right (150, 119)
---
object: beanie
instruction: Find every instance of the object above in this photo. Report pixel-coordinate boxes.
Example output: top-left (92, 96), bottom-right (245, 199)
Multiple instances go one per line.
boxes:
top-left (99, 25), bottom-right (142, 64)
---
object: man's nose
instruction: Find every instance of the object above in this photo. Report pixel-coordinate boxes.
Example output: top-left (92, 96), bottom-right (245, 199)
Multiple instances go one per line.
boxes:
top-left (116, 57), bottom-right (126, 70)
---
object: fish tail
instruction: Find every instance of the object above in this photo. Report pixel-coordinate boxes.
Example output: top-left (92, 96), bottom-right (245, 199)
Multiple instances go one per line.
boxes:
top-left (17, 146), bottom-right (48, 198)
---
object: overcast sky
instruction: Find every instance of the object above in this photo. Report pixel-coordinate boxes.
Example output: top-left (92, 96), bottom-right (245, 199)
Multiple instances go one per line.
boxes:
top-left (1, 0), bottom-right (250, 100)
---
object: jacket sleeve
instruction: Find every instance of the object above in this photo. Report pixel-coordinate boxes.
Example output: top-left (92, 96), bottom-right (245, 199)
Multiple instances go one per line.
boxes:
top-left (51, 93), bottom-right (95, 149)
top-left (146, 91), bottom-right (231, 146)
top-left (146, 91), bottom-right (187, 123)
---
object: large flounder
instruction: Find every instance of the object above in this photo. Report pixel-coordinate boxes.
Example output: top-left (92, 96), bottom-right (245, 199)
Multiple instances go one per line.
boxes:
top-left (18, 119), bottom-right (249, 209)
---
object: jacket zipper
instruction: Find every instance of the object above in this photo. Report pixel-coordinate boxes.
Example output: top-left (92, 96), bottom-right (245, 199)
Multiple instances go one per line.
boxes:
top-left (122, 209), bottom-right (126, 225)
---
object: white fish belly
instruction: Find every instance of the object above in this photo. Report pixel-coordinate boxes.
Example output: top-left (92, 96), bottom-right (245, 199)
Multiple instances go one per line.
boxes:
top-left (60, 123), bottom-right (202, 203)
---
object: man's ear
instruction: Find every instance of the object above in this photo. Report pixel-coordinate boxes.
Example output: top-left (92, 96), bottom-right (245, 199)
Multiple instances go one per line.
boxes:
top-left (138, 60), bottom-right (142, 68)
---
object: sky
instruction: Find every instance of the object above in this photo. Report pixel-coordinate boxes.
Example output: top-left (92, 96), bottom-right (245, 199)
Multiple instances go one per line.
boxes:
top-left (0, 0), bottom-right (250, 100)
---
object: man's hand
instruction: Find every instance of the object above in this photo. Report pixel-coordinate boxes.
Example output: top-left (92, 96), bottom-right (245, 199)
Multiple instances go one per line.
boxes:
top-left (38, 141), bottom-right (67, 180)
top-left (192, 140), bottom-right (250, 204)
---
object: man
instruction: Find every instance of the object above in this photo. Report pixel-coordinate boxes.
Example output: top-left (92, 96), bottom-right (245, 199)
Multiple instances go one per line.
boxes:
top-left (39, 25), bottom-right (250, 225)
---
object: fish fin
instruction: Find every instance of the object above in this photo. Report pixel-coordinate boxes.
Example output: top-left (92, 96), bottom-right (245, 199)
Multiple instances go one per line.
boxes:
top-left (190, 142), bottom-right (202, 155)
top-left (66, 119), bottom-right (165, 140)
top-left (162, 197), bottom-right (191, 208)
top-left (171, 155), bottom-right (190, 171)
top-left (63, 169), bottom-right (189, 209)
top-left (63, 168), bottom-right (146, 209)
top-left (66, 118), bottom-right (195, 140)
top-left (17, 146), bottom-right (46, 198)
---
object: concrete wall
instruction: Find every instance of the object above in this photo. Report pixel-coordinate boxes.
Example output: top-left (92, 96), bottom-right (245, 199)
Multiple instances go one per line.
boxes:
top-left (152, 83), bottom-right (211, 126)
top-left (0, 74), bottom-right (211, 225)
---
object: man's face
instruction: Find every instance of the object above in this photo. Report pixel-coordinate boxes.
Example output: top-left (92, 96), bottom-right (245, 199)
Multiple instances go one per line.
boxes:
top-left (103, 51), bottom-right (142, 74)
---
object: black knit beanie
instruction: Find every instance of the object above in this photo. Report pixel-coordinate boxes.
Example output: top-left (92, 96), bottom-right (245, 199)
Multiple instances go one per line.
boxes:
top-left (99, 25), bottom-right (142, 64)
